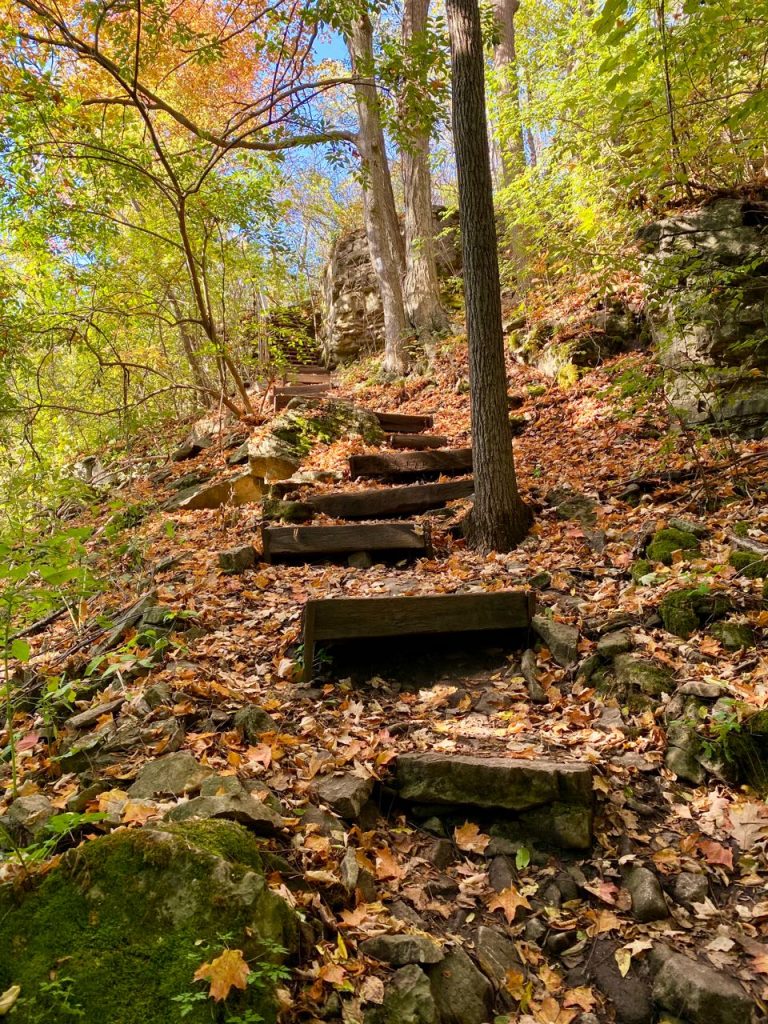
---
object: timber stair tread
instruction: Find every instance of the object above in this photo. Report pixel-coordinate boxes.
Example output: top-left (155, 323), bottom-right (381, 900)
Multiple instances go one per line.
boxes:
top-left (301, 589), bottom-right (534, 682)
top-left (373, 412), bottom-right (434, 434)
top-left (386, 433), bottom-right (450, 450)
top-left (274, 382), bottom-right (333, 412)
top-left (349, 448), bottom-right (473, 480)
top-left (306, 478), bottom-right (474, 519)
top-left (261, 521), bottom-right (431, 563)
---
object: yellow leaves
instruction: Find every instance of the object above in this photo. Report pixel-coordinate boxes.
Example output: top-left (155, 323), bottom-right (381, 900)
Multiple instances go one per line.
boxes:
top-left (454, 821), bottom-right (490, 854)
top-left (487, 885), bottom-right (531, 923)
top-left (584, 908), bottom-right (622, 937)
top-left (193, 949), bottom-right (250, 1002)
top-left (0, 986), bottom-right (21, 1016)
top-left (535, 996), bottom-right (579, 1024)
top-left (615, 939), bottom-right (652, 977)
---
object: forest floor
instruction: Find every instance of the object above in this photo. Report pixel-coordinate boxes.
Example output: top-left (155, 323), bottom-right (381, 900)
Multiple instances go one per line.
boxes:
top-left (3, 336), bottom-right (768, 1024)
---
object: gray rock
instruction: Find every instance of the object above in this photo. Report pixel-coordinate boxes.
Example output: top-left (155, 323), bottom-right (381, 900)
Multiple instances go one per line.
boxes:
top-left (165, 791), bottom-right (282, 833)
top-left (339, 846), bottom-right (377, 902)
top-left (614, 654), bottom-right (673, 697)
top-left (590, 938), bottom-right (654, 1024)
top-left (128, 751), bottom-right (212, 798)
top-left (521, 648), bottom-right (547, 704)
top-left (546, 486), bottom-right (597, 525)
top-left (652, 949), bottom-right (754, 1024)
top-left (388, 900), bottom-right (427, 928)
top-left (677, 680), bottom-right (726, 700)
top-left (625, 866), bottom-right (668, 922)
top-left (488, 855), bottom-right (515, 893)
top-left (143, 682), bottom-right (173, 709)
top-left (427, 838), bottom-right (455, 870)
top-left (532, 614), bottom-right (580, 667)
top-left (474, 924), bottom-right (522, 986)
top-left (365, 964), bottom-right (438, 1024)
top-left (348, 550), bottom-right (374, 569)
top-left (672, 871), bottom-right (708, 907)
top-left (668, 517), bottom-right (710, 538)
top-left (315, 773), bottom-right (374, 819)
top-left (234, 705), bottom-right (278, 740)
top-left (302, 805), bottom-right (346, 838)
top-left (173, 472), bottom-right (265, 510)
top-left (199, 775), bottom-right (245, 798)
top-left (361, 934), bottom-right (444, 966)
top-left (665, 720), bottom-right (705, 784)
top-left (518, 801), bottom-right (594, 850)
top-left (428, 947), bottom-right (494, 1024)
top-left (597, 631), bottom-right (632, 659)
top-left (0, 794), bottom-right (55, 846)
top-left (218, 544), bottom-right (257, 574)
top-left (66, 696), bottom-right (125, 730)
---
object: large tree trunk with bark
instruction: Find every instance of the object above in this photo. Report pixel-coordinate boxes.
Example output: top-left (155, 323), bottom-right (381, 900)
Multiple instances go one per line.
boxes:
top-left (445, 0), bottom-right (530, 552)
top-left (346, 16), bottom-right (411, 376)
top-left (491, 0), bottom-right (526, 185)
top-left (401, 0), bottom-right (449, 336)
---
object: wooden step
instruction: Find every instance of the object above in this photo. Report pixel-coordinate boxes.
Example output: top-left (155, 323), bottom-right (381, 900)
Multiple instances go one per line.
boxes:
top-left (349, 448), bottom-right (473, 480)
top-left (387, 433), bottom-right (449, 450)
top-left (302, 590), bottom-right (534, 682)
top-left (307, 479), bottom-right (474, 519)
top-left (374, 412), bottom-right (434, 434)
top-left (261, 521), bottom-right (431, 563)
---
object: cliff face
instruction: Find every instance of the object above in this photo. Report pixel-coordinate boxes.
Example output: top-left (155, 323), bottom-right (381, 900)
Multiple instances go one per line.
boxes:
top-left (319, 208), bottom-right (461, 364)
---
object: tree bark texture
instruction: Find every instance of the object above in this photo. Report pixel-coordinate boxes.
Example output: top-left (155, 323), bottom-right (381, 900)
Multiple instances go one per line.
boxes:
top-left (401, 0), bottom-right (450, 336)
top-left (445, 0), bottom-right (531, 551)
top-left (347, 16), bottom-right (410, 375)
top-left (492, 0), bottom-right (525, 185)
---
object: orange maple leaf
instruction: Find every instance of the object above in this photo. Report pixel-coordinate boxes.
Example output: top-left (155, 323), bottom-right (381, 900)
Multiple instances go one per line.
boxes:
top-left (454, 821), bottom-right (490, 854)
top-left (194, 949), bottom-right (251, 1002)
top-left (487, 885), bottom-right (531, 923)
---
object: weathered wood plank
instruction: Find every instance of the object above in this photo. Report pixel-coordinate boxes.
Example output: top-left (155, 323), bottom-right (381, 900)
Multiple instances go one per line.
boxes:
top-left (302, 591), bottom-right (534, 681)
top-left (374, 412), bottom-right (434, 433)
top-left (274, 383), bottom-right (331, 412)
top-left (349, 448), bottom-right (473, 479)
top-left (307, 479), bottom-right (474, 518)
top-left (261, 521), bottom-right (430, 562)
top-left (387, 433), bottom-right (449, 450)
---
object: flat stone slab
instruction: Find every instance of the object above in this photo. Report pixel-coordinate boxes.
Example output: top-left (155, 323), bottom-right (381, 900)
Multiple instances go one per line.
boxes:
top-left (396, 752), bottom-right (593, 812)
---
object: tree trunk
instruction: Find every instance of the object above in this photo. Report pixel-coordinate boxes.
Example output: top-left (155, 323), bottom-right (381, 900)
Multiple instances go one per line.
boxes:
top-left (167, 289), bottom-right (214, 407)
top-left (401, 0), bottom-right (450, 336)
top-left (492, 0), bottom-right (526, 185)
top-left (346, 16), bottom-right (411, 375)
top-left (445, 0), bottom-right (530, 552)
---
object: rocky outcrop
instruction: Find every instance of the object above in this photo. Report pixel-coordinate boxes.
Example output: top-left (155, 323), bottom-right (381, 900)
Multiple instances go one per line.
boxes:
top-left (639, 196), bottom-right (768, 437)
top-left (320, 208), bottom-right (461, 364)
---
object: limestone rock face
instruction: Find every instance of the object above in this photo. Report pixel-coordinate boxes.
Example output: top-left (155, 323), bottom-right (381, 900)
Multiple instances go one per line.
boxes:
top-left (639, 197), bottom-right (768, 437)
top-left (320, 208), bottom-right (461, 364)
top-left (0, 821), bottom-right (299, 1024)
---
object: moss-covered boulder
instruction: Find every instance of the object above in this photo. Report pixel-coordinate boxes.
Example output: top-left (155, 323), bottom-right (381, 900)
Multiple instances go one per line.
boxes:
top-left (729, 550), bottom-right (768, 578)
top-left (250, 398), bottom-right (383, 475)
top-left (710, 620), bottom-right (756, 651)
top-left (659, 587), bottom-right (732, 638)
top-left (0, 821), bottom-right (298, 1024)
top-left (646, 528), bottom-right (700, 566)
top-left (614, 654), bottom-right (674, 697)
top-left (630, 559), bottom-right (654, 584)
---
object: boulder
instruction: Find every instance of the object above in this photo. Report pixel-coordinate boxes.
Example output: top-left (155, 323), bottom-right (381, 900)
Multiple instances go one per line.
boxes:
top-left (532, 614), bottom-right (580, 667)
top-left (671, 871), bottom-right (708, 907)
top-left (646, 527), bottom-right (700, 566)
top-left (315, 773), bottom-right (374, 820)
top-left (596, 630), bottom-right (632, 659)
top-left (360, 934), bottom-right (444, 966)
top-left (659, 587), bottom-right (731, 638)
top-left (625, 866), bottom-right (668, 923)
top-left (164, 792), bottom-right (282, 834)
top-left (234, 705), bottom-right (279, 740)
top-left (665, 720), bottom-right (705, 784)
top-left (428, 948), bottom-right (493, 1024)
top-left (218, 545), bottom-right (257, 574)
top-left (545, 486), bottom-right (597, 525)
top-left (340, 846), bottom-right (378, 903)
top-left (0, 795), bottom-right (54, 847)
top-left (590, 938), bottom-right (654, 1024)
top-left (365, 964), bottom-right (438, 1024)
top-left (173, 473), bottom-right (265, 510)
top-left (128, 751), bottom-right (212, 799)
top-left (614, 654), bottom-right (674, 697)
top-left (0, 821), bottom-right (298, 1024)
top-left (652, 948), bottom-right (754, 1024)
top-left (710, 620), bottom-right (756, 650)
top-left (474, 925), bottom-right (523, 989)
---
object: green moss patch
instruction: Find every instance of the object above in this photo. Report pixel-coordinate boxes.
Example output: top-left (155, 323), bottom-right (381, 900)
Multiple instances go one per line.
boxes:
top-left (659, 587), bottom-right (732, 639)
top-left (729, 550), bottom-right (768, 578)
top-left (646, 528), bottom-right (700, 566)
top-left (0, 822), bottom-right (298, 1024)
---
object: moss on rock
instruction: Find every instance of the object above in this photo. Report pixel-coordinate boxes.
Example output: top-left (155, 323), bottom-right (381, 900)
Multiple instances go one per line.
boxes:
top-left (729, 550), bottom-right (768, 578)
top-left (710, 621), bottom-right (756, 651)
top-left (646, 528), bottom-right (700, 566)
top-left (0, 821), bottom-right (298, 1024)
top-left (256, 398), bottom-right (383, 465)
top-left (630, 559), bottom-right (654, 584)
top-left (659, 587), bottom-right (731, 639)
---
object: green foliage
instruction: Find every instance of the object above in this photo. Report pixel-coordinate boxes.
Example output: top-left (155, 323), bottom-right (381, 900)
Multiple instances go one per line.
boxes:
top-left (729, 551), bottom-right (768, 578)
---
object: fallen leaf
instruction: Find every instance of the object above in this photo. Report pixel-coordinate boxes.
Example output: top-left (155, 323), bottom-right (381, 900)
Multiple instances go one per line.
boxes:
top-left (563, 986), bottom-right (595, 1011)
top-left (454, 821), bottom-right (490, 854)
top-left (359, 976), bottom-right (385, 1004)
top-left (194, 949), bottom-right (250, 1002)
top-left (487, 885), bottom-right (531, 923)
top-left (699, 840), bottom-right (733, 870)
top-left (0, 985), bottom-right (21, 1016)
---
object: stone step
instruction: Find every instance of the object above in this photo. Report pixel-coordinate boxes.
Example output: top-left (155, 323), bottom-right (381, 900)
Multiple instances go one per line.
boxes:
top-left (395, 752), bottom-right (593, 849)
top-left (261, 521), bottom-right (431, 563)
top-left (307, 479), bottom-right (474, 519)
top-left (302, 590), bottom-right (534, 683)
top-left (374, 412), bottom-right (434, 433)
top-left (349, 448), bottom-right (473, 480)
